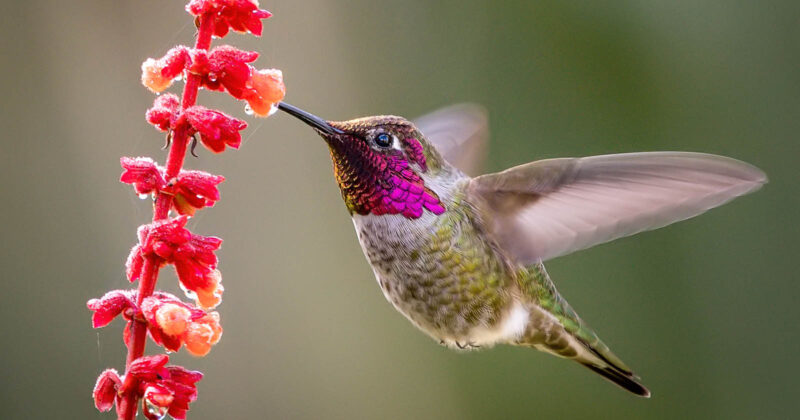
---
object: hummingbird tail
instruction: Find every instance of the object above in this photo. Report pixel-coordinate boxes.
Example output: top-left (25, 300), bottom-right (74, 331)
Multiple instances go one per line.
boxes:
top-left (578, 360), bottom-right (651, 397)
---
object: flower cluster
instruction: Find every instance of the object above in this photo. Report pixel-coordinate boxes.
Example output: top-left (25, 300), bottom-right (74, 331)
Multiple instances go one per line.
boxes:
top-left (120, 156), bottom-right (225, 215)
top-left (125, 216), bottom-right (224, 309)
top-left (146, 94), bottom-right (249, 153)
top-left (142, 44), bottom-right (285, 118)
top-left (88, 290), bottom-right (222, 356)
top-left (93, 355), bottom-right (202, 420)
top-left (89, 1), bottom-right (280, 418)
top-left (186, 0), bottom-right (272, 37)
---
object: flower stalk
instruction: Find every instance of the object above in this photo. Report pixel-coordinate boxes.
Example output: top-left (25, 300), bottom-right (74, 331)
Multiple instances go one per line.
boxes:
top-left (88, 2), bottom-right (284, 419)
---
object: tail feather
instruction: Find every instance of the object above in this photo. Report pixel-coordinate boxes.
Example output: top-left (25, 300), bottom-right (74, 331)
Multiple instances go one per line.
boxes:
top-left (581, 362), bottom-right (650, 397)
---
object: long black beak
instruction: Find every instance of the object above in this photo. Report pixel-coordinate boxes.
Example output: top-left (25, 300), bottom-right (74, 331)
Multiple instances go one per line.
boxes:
top-left (277, 102), bottom-right (343, 135)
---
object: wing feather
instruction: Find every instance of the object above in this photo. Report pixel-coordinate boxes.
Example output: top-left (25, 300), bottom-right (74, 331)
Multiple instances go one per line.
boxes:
top-left (467, 152), bottom-right (766, 264)
top-left (414, 103), bottom-right (489, 176)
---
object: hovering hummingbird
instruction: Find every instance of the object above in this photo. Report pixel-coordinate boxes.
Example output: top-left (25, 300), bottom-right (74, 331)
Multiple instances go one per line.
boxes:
top-left (277, 102), bottom-right (766, 397)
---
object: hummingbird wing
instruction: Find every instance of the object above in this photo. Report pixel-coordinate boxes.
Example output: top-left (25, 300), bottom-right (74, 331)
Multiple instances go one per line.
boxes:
top-left (467, 152), bottom-right (766, 264)
top-left (414, 103), bottom-right (489, 176)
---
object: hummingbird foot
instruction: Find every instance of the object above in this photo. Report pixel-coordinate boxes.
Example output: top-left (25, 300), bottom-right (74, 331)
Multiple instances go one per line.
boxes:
top-left (455, 340), bottom-right (481, 350)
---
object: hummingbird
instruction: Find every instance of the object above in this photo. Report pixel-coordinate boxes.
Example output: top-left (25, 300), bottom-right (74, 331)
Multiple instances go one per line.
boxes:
top-left (277, 102), bottom-right (766, 397)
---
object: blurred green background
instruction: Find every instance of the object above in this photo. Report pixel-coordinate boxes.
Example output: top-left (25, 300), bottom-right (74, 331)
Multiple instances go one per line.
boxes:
top-left (1, 0), bottom-right (798, 418)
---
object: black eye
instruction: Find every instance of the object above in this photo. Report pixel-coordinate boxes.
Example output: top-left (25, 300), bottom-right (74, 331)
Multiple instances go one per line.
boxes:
top-left (374, 133), bottom-right (392, 148)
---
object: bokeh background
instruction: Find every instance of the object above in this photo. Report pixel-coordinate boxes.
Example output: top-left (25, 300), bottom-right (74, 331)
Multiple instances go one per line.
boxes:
top-left (1, 1), bottom-right (798, 418)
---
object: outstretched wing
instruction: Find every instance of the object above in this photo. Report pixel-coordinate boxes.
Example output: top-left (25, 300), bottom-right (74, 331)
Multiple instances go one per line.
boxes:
top-left (414, 103), bottom-right (489, 176)
top-left (467, 152), bottom-right (766, 264)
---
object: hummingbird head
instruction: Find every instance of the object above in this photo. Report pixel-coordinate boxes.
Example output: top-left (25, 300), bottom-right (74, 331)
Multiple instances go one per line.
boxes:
top-left (278, 102), bottom-right (446, 219)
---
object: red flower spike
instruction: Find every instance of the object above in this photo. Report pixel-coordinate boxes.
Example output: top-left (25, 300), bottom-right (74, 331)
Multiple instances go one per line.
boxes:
top-left (244, 68), bottom-right (285, 117)
top-left (183, 106), bottom-right (247, 153)
top-left (186, 0), bottom-right (272, 38)
top-left (120, 157), bottom-right (167, 196)
top-left (145, 94), bottom-right (181, 132)
top-left (87, 290), bottom-right (136, 328)
top-left (93, 369), bottom-right (122, 412)
top-left (142, 46), bottom-right (191, 93)
top-left (102, 1), bottom-right (283, 416)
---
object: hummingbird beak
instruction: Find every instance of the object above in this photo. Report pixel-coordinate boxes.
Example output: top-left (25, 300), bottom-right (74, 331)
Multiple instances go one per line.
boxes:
top-left (277, 102), bottom-right (343, 136)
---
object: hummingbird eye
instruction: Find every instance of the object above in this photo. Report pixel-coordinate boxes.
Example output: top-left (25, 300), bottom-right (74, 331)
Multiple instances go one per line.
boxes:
top-left (374, 133), bottom-right (393, 148)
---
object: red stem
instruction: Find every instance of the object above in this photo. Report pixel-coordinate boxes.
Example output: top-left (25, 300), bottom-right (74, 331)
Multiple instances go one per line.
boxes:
top-left (117, 15), bottom-right (215, 420)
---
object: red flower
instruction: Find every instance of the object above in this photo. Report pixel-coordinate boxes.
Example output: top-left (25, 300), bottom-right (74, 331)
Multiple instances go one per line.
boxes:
top-left (243, 68), bottom-right (285, 117)
top-left (87, 290), bottom-right (136, 328)
top-left (140, 292), bottom-right (223, 355)
top-left (192, 46), bottom-right (285, 116)
top-left (119, 157), bottom-right (166, 196)
top-left (127, 355), bottom-right (203, 420)
top-left (192, 45), bottom-right (259, 98)
top-left (183, 106), bottom-right (247, 153)
top-left (93, 369), bottom-right (122, 412)
top-left (126, 216), bottom-right (224, 309)
top-left (170, 169), bottom-right (226, 215)
top-left (186, 0), bottom-right (272, 38)
top-left (142, 47), bottom-right (191, 93)
top-left (145, 94), bottom-right (181, 131)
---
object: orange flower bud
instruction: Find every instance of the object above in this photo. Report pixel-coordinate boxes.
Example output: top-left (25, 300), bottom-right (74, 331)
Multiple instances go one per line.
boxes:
top-left (245, 69), bottom-right (285, 117)
top-left (184, 313), bottom-right (223, 357)
top-left (142, 59), bottom-right (175, 93)
top-left (194, 270), bottom-right (224, 309)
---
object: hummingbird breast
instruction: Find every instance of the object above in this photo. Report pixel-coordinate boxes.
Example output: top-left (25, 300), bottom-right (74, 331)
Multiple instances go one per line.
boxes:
top-left (352, 183), bottom-right (524, 347)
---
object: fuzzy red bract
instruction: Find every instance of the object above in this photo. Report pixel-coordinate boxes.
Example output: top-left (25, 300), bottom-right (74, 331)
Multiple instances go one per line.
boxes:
top-left (87, 290), bottom-right (136, 328)
top-left (93, 369), bottom-right (122, 412)
top-left (184, 105), bottom-right (247, 153)
top-left (142, 47), bottom-right (191, 93)
top-left (119, 157), bottom-right (166, 196)
top-left (145, 94), bottom-right (181, 131)
top-left (193, 45), bottom-right (258, 97)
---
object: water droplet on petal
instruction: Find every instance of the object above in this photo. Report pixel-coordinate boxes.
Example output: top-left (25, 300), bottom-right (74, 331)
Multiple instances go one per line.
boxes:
top-left (143, 399), bottom-right (167, 420)
top-left (179, 282), bottom-right (198, 301)
top-left (244, 104), bottom-right (254, 115)
top-left (138, 193), bottom-right (150, 200)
